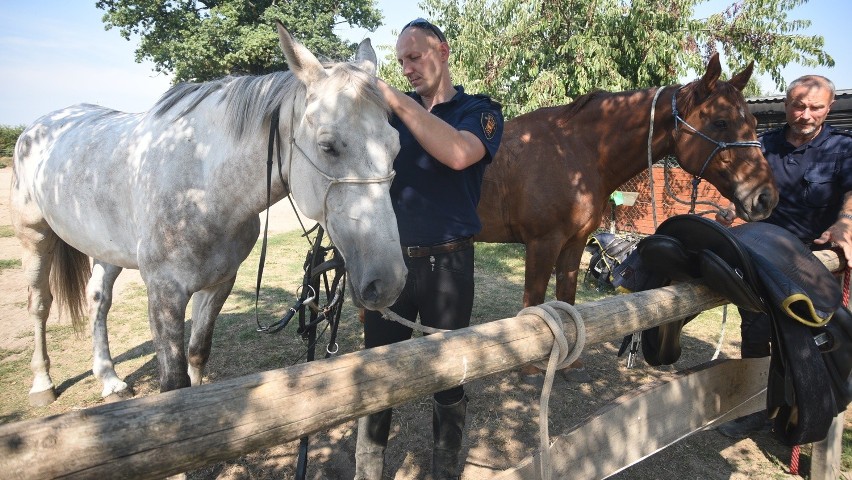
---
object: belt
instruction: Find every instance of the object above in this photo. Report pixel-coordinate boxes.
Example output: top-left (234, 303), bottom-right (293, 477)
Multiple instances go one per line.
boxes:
top-left (404, 237), bottom-right (474, 258)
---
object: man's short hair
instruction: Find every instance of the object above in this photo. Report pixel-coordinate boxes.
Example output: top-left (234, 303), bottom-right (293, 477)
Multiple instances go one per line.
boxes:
top-left (787, 75), bottom-right (836, 101)
top-left (401, 18), bottom-right (447, 44)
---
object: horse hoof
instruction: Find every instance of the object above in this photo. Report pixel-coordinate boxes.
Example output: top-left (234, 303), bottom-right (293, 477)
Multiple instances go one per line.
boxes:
top-left (559, 367), bottom-right (593, 384)
top-left (29, 388), bottom-right (58, 407)
top-left (104, 386), bottom-right (135, 403)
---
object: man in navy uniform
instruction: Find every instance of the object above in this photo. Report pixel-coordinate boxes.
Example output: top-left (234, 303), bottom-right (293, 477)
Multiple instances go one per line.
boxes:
top-left (355, 18), bottom-right (504, 479)
top-left (716, 74), bottom-right (852, 438)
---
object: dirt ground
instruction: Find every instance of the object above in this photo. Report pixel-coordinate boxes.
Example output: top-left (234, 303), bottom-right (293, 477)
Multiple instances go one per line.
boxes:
top-left (1, 164), bottom-right (849, 479)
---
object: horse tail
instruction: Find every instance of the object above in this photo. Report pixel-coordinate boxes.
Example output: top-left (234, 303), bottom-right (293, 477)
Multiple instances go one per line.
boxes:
top-left (50, 240), bottom-right (90, 335)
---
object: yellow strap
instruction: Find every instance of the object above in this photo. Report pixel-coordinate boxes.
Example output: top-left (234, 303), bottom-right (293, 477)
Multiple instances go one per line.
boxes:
top-left (780, 293), bottom-right (833, 327)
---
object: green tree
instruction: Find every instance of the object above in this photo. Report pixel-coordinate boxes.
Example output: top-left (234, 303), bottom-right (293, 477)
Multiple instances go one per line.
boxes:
top-left (383, 0), bottom-right (831, 118)
top-left (96, 0), bottom-right (384, 82)
top-left (0, 125), bottom-right (25, 159)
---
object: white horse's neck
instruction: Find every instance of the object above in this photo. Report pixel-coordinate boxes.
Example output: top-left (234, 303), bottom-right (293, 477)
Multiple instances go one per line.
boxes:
top-left (203, 90), bottom-right (303, 227)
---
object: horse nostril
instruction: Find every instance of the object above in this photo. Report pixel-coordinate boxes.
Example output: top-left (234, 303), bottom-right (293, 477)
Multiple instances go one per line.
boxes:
top-left (361, 279), bottom-right (381, 306)
top-left (754, 189), bottom-right (777, 216)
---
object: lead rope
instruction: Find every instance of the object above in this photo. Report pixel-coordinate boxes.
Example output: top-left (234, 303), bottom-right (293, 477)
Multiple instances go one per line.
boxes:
top-left (627, 87), bottom-right (668, 368)
top-left (378, 308), bottom-right (449, 334)
top-left (646, 86), bottom-right (664, 231)
top-left (517, 301), bottom-right (586, 480)
top-left (624, 87), bottom-right (667, 368)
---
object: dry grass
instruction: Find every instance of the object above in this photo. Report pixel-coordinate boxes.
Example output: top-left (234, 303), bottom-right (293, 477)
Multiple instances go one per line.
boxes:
top-left (0, 232), bottom-right (849, 479)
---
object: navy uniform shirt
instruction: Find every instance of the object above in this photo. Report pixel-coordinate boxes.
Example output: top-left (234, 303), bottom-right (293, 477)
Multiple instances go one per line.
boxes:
top-left (390, 86), bottom-right (504, 246)
top-left (761, 124), bottom-right (852, 242)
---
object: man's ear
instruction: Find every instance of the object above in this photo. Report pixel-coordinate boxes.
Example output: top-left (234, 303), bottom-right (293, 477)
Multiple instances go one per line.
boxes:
top-left (439, 42), bottom-right (450, 62)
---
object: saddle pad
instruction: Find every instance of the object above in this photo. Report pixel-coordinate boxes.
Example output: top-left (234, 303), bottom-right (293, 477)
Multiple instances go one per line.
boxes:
top-left (728, 221), bottom-right (840, 325)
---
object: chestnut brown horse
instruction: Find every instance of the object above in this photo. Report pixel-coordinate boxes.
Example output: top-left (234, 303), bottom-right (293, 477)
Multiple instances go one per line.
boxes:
top-left (475, 53), bottom-right (778, 311)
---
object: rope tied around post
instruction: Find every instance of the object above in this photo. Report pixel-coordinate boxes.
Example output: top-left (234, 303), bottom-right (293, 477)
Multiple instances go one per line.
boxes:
top-left (517, 301), bottom-right (586, 480)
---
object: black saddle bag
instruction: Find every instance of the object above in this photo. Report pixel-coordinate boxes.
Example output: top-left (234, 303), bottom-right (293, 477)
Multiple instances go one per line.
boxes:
top-left (585, 233), bottom-right (640, 291)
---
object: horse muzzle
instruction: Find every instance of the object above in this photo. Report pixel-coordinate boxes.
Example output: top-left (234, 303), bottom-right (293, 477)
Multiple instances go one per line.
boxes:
top-left (738, 183), bottom-right (779, 222)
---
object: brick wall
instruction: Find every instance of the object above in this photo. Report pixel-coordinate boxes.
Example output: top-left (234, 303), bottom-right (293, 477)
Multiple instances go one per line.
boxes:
top-left (602, 166), bottom-right (744, 235)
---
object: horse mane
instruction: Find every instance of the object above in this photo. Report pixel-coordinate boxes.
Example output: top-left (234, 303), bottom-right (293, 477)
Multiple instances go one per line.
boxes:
top-left (553, 90), bottom-right (613, 127)
top-left (553, 78), bottom-right (742, 128)
top-left (150, 62), bottom-right (389, 141)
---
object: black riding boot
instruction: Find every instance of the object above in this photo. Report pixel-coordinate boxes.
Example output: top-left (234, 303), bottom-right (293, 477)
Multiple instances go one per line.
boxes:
top-left (431, 397), bottom-right (467, 480)
top-left (354, 409), bottom-right (392, 479)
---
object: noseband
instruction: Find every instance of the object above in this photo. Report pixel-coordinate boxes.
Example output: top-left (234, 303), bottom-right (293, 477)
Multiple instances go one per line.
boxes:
top-left (670, 86), bottom-right (762, 211)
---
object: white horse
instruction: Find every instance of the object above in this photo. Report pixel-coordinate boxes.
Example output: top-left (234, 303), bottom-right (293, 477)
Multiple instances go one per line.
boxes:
top-left (10, 22), bottom-right (406, 406)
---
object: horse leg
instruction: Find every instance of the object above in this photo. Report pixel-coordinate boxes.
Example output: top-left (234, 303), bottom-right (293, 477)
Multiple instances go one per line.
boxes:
top-left (146, 284), bottom-right (192, 391)
top-left (553, 241), bottom-right (585, 305)
top-left (19, 233), bottom-right (59, 406)
top-left (187, 277), bottom-right (236, 386)
top-left (554, 242), bottom-right (592, 382)
top-left (88, 260), bottom-right (133, 401)
top-left (519, 239), bottom-right (563, 380)
top-left (522, 238), bottom-right (563, 308)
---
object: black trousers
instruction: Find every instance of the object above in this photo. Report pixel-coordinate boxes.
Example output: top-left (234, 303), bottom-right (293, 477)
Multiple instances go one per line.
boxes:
top-left (737, 308), bottom-right (772, 358)
top-left (363, 245), bottom-right (474, 405)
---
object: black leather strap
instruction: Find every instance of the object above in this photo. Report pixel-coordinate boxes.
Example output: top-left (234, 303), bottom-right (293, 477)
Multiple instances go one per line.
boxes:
top-left (404, 237), bottom-right (474, 258)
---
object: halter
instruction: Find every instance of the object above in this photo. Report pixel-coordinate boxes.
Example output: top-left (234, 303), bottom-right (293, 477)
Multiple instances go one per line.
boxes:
top-left (670, 85), bottom-right (762, 212)
top-left (285, 100), bottom-right (396, 222)
top-left (254, 99), bottom-right (395, 335)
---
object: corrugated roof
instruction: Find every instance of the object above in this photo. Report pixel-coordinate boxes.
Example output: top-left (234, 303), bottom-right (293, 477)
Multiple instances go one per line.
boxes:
top-left (746, 89), bottom-right (852, 132)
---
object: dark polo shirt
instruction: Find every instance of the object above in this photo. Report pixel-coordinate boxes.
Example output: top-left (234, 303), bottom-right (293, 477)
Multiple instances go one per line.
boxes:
top-left (761, 124), bottom-right (852, 243)
top-left (390, 86), bottom-right (503, 246)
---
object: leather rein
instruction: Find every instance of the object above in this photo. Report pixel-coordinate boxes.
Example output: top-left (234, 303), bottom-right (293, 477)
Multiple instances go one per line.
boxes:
top-left (253, 97), bottom-right (397, 339)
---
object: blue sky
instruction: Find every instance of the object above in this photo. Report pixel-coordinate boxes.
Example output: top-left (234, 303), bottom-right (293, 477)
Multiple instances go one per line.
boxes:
top-left (0, 1), bottom-right (847, 126)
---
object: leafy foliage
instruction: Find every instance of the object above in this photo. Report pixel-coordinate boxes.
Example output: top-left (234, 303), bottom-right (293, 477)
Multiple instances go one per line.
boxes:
top-left (378, 0), bottom-right (832, 118)
top-left (96, 0), bottom-right (384, 82)
top-left (97, 1), bottom-right (831, 118)
top-left (0, 125), bottom-right (25, 158)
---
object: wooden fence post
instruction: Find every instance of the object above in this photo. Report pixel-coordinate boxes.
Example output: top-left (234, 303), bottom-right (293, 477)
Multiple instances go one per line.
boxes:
top-left (0, 250), bottom-right (845, 479)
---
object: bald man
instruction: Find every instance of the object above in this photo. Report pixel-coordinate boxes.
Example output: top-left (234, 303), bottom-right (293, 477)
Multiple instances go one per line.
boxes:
top-left (355, 18), bottom-right (504, 480)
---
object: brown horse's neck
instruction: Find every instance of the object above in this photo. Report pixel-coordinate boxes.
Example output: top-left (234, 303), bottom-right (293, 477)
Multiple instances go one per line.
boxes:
top-left (593, 85), bottom-right (680, 194)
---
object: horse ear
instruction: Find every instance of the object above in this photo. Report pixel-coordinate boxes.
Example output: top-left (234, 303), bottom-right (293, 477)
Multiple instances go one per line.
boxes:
top-left (276, 21), bottom-right (327, 85)
top-left (728, 61), bottom-right (754, 92)
top-left (698, 52), bottom-right (722, 94)
top-left (355, 38), bottom-right (378, 76)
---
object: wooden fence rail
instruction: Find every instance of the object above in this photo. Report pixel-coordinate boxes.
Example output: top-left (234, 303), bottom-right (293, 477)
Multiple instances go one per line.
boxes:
top-left (0, 250), bottom-right (843, 479)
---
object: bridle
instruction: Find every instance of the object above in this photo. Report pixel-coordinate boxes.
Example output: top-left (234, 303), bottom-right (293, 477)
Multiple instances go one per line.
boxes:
top-left (669, 85), bottom-right (762, 212)
top-left (254, 99), bottom-right (397, 480)
top-left (284, 100), bottom-right (396, 223)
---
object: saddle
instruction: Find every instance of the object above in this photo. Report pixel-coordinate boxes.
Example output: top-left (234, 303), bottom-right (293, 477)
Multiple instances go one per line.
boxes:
top-left (584, 233), bottom-right (641, 292)
top-left (612, 214), bottom-right (852, 445)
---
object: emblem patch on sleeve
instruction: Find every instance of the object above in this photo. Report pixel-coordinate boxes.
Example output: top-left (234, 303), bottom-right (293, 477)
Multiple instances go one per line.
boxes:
top-left (481, 112), bottom-right (497, 140)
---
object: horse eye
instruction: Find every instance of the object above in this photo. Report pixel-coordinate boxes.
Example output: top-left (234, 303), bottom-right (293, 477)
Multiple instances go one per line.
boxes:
top-left (319, 142), bottom-right (339, 156)
top-left (714, 120), bottom-right (728, 129)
